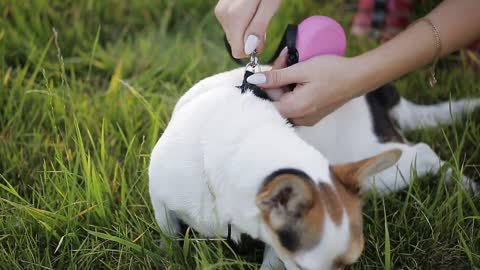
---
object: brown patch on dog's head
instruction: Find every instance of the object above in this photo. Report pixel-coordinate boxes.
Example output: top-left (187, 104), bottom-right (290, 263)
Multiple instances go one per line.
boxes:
top-left (255, 169), bottom-right (347, 254)
top-left (329, 171), bottom-right (364, 268)
top-left (256, 149), bottom-right (402, 269)
top-left (256, 169), bottom-right (322, 252)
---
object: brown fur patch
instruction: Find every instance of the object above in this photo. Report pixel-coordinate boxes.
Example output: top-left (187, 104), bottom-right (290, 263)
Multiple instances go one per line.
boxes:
top-left (330, 170), bottom-right (364, 266)
top-left (328, 149), bottom-right (401, 266)
top-left (256, 173), bottom-right (314, 214)
top-left (298, 189), bottom-right (325, 250)
top-left (257, 173), bottom-right (323, 252)
top-left (257, 150), bottom-right (401, 265)
top-left (331, 149), bottom-right (402, 194)
top-left (257, 171), bottom-right (365, 263)
top-left (317, 182), bottom-right (344, 225)
top-left (330, 161), bottom-right (364, 193)
top-left (257, 173), bottom-right (350, 253)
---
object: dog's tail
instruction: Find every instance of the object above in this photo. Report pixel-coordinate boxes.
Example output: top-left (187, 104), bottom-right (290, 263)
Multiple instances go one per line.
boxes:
top-left (390, 96), bottom-right (480, 131)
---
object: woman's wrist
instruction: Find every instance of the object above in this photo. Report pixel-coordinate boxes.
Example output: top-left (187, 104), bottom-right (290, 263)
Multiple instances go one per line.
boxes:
top-left (346, 55), bottom-right (377, 98)
top-left (348, 18), bottom-right (441, 96)
top-left (348, 51), bottom-right (393, 96)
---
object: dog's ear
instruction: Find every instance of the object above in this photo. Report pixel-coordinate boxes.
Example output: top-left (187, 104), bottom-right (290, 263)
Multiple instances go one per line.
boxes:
top-left (256, 172), bottom-right (315, 229)
top-left (331, 149), bottom-right (402, 194)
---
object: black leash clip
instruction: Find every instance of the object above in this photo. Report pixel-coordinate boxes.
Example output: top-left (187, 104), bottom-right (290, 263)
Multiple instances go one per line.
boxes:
top-left (231, 23), bottom-right (301, 99)
top-left (246, 50), bottom-right (259, 72)
top-left (237, 50), bottom-right (272, 101)
top-left (238, 49), bottom-right (260, 93)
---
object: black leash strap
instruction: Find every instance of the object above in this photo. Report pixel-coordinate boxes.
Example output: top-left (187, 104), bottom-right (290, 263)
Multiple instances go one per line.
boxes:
top-left (223, 35), bottom-right (246, 66)
top-left (274, 24), bottom-right (299, 90)
top-left (271, 24), bottom-right (299, 67)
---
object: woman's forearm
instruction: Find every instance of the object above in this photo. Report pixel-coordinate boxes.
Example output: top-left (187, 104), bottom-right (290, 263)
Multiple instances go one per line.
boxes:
top-left (350, 0), bottom-right (480, 96)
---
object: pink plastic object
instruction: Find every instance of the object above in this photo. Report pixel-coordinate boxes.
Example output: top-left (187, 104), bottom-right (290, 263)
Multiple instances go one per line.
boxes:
top-left (296, 16), bottom-right (347, 61)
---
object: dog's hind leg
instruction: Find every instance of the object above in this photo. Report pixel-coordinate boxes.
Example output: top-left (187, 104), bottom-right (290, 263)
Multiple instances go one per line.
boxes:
top-left (152, 200), bottom-right (181, 236)
top-left (362, 143), bottom-right (449, 194)
top-left (365, 142), bottom-right (478, 195)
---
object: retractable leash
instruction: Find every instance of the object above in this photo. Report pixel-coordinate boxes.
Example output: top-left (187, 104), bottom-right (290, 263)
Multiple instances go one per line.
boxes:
top-left (231, 16), bottom-right (347, 95)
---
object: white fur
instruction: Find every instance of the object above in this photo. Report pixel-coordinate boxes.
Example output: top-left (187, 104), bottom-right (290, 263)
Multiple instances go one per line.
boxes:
top-left (179, 67), bottom-right (480, 194)
top-left (149, 85), bottom-right (333, 239)
top-left (149, 67), bottom-right (480, 269)
top-left (149, 83), bottom-right (347, 269)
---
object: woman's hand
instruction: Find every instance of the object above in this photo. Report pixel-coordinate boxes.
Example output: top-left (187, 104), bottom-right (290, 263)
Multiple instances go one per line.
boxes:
top-left (215, 0), bottom-right (282, 58)
top-left (247, 54), bottom-right (364, 126)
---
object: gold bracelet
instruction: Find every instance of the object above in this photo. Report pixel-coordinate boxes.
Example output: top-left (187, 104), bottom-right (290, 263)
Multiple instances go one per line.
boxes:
top-left (421, 17), bottom-right (442, 87)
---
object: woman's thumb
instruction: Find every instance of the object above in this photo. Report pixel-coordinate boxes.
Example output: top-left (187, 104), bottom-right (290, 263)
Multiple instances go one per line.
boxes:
top-left (246, 65), bottom-right (300, 89)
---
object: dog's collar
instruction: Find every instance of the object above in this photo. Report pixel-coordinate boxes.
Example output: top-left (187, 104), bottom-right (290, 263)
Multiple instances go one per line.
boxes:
top-left (236, 71), bottom-right (272, 101)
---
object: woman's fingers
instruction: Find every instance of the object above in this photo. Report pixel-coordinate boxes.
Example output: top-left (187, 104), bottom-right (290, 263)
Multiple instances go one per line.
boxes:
top-left (215, 0), bottom-right (260, 58)
top-left (244, 0), bottom-right (282, 54)
top-left (259, 47), bottom-right (289, 100)
top-left (215, 0), bottom-right (281, 58)
top-left (264, 88), bottom-right (286, 101)
top-left (289, 100), bottom-right (346, 126)
top-left (246, 64), bottom-right (304, 88)
top-left (273, 86), bottom-right (316, 119)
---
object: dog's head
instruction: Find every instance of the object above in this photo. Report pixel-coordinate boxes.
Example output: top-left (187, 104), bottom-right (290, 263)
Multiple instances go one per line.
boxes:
top-left (256, 149), bottom-right (401, 270)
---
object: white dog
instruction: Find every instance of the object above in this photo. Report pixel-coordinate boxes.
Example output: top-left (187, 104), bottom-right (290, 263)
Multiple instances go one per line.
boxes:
top-left (149, 67), bottom-right (479, 269)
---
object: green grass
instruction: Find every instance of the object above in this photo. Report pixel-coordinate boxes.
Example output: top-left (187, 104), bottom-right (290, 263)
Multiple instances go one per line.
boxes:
top-left (0, 0), bottom-right (479, 269)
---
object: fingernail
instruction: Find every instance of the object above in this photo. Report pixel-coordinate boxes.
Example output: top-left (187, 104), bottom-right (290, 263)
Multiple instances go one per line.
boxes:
top-left (247, 73), bottom-right (266, 84)
top-left (244, 35), bottom-right (259, 55)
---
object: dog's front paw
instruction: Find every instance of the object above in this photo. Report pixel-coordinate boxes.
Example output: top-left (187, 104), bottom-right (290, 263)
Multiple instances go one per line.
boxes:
top-left (444, 168), bottom-right (479, 195)
top-left (462, 175), bottom-right (480, 195)
top-left (471, 179), bottom-right (480, 195)
top-left (458, 173), bottom-right (479, 195)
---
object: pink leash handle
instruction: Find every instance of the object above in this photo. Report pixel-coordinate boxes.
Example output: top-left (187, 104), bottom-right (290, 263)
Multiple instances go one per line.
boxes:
top-left (296, 16), bottom-right (347, 61)
top-left (270, 15), bottom-right (346, 91)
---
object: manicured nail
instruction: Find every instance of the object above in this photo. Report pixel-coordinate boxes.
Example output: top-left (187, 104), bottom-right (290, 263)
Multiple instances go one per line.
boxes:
top-left (244, 35), bottom-right (259, 55)
top-left (247, 73), bottom-right (266, 84)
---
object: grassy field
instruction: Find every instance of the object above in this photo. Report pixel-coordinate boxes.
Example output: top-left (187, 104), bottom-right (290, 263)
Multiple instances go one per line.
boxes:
top-left (1, 0), bottom-right (479, 269)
